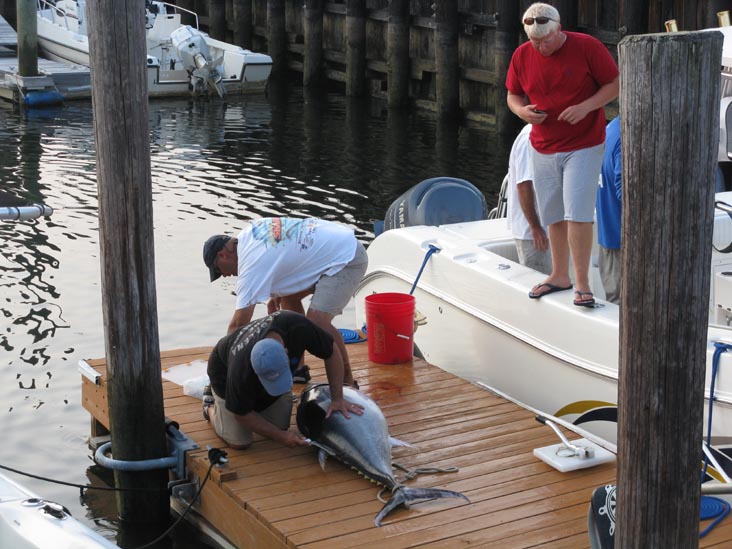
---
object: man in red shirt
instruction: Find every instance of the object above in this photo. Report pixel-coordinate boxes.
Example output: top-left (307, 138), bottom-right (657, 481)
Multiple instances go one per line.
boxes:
top-left (506, 2), bottom-right (619, 307)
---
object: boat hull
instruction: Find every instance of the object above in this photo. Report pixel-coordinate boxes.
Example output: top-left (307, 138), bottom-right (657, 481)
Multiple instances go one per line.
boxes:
top-left (355, 213), bottom-right (732, 446)
top-left (36, 5), bottom-right (271, 97)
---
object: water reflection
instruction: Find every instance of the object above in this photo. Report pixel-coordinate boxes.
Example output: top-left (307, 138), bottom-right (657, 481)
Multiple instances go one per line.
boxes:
top-left (0, 83), bottom-right (514, 545)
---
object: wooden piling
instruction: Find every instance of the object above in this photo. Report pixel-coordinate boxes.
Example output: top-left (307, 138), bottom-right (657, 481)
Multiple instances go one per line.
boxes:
top-left (175, 0), bottom-right (197, 27)
top-left (386, 0), bottom-right (409, 108)
top-left (619, 0), bottom-right (648, 35)
top-left (433, 0), bottom-right (459, 118)
top-left (16, 0), bottom-right (37, 77)
top-left (345, 0), bottom-right (366, 96)
top-left (209, 0), bottom-right (226, 40)
top-left (267, 0), bottom-right (287, 77)
top-left (494, 0), bottom-right (520, 134)
top-left (232, 0), bottom-right (253, 49)
top-left (86, 0), bottom-right (168, 524)
top-left (303, 0), bottom-right (323, 87)
top-left (616, 31), bottom-right (722, 547)
top-left (553, 0), bottom-right (578, 30)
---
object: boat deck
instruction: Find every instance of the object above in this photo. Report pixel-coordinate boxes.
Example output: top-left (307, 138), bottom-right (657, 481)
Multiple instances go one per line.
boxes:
top-left (81, 343), bottom-right (732, 547)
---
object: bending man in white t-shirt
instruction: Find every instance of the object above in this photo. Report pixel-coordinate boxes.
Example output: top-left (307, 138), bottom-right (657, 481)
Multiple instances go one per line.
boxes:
top-left (203, 217), bottom-right (368, 384)
top-left (507, 124), bottom-right (551, 275)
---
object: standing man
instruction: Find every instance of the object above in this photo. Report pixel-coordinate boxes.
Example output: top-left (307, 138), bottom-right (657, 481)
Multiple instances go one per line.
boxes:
top-left (507, 124), bottom-right (551, 274)
top-left (203, 310), bottom-right (364, 449)
top-left (506, 2), bottom-right (619, 307)
top-left (203, 217), bottom-right (367, 385)
top-left (596, 116), bottom-right (622, 304)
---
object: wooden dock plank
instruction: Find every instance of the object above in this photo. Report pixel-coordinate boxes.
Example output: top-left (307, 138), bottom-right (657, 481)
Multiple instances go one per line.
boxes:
top-left (80, 342), bottom-right (732, 548)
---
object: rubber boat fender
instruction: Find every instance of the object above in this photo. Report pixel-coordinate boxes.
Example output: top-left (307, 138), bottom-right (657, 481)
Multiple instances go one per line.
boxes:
top-left (23, 90), bottom-right (64, 108)
top-left (380, 176), bottom-right (488, 234)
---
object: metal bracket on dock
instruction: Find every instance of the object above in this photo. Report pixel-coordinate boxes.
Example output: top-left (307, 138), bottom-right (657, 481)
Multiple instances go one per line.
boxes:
top-left (78, 360), bottom-right (101, 385)
top-left (94, 421), bottom-right (199, 480)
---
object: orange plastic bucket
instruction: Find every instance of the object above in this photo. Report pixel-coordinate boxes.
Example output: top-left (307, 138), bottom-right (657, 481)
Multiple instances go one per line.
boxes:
top-left (364, 293), bottom-right (415, 364)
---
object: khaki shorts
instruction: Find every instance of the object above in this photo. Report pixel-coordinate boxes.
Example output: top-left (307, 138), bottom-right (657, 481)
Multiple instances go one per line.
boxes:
top-left (310, 241), bottom-right (368, 316)
top-left (213, 391), bottom-right (293, 447)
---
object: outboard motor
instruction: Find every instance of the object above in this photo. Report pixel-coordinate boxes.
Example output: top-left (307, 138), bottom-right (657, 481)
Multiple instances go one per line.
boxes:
top-left (380, 177), bottom-right (488, 234)
top-left (170, 25), bottom-right (225, 97)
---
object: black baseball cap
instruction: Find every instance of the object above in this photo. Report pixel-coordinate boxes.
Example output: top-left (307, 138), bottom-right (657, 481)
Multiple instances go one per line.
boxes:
top-left (203, 234), bottom-right (231, 282)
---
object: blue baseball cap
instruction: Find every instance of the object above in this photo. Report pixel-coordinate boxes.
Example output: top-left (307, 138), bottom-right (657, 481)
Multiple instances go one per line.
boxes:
top-left (251, 338), bottom-right (292, 396)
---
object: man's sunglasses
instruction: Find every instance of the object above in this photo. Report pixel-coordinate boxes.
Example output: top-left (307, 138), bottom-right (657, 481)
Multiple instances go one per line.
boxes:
top-left (524, 17), bottom-right (555, 25)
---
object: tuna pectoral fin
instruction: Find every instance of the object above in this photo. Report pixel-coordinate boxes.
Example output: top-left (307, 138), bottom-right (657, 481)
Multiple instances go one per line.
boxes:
top-left (308, 440), bottom-right (336, 471)
top-left (374, 486), bottom-right (469, 527)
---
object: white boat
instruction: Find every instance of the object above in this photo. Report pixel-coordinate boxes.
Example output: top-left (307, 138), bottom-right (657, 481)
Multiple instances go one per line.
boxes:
top-left (355, 190), bottom-right (732, 446)
top-left (36, 0), bottom-right (272, 97)
top-left (0, 472), bottom-right (118, 548)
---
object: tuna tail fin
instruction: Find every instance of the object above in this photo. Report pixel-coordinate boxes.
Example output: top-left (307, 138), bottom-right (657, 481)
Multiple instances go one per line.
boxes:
top-left (374, 486), bottom-right (469, 527)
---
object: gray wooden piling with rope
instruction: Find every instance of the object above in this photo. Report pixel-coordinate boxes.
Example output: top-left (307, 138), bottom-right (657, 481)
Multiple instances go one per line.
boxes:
top-left (345, 0), bottom-right (366, 97)
top-left (386, 0), bottom-right (409, 108)
top-left (617, 30), bottom-right (722, 546)
top-left (87, 0), bottom-right (169, 524)
top-left (303, 0), bottom-right (323, 87)
top-left (16, 0), bottom-right (36, 77)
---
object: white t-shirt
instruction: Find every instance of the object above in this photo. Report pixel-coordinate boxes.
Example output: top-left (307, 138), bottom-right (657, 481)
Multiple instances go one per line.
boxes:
top-left (507, 124), bottom-right (537, 241)
top-left (235, 218), bottom-right (357, 309)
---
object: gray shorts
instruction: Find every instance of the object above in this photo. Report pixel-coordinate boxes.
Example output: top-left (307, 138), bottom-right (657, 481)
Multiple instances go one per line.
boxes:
top-left (598, 245), bottom-right (622, 304)
top-left (310, 241), bottom-right (368, 316)
top-left (530, 143), bottom-right (604, 225)
top-left (213, 391), bottom-right (292, 447)
top-left (515, 238), bottom-right (552, 275)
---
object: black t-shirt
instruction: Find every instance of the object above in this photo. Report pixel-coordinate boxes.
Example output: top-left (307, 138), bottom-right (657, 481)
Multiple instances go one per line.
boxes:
top-left (207, 311), bottom-right (334, 415)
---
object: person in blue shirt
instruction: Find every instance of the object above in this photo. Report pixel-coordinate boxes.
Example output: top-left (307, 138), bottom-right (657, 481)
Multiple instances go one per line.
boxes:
top-left (596, 116), bottom-right (622, 304)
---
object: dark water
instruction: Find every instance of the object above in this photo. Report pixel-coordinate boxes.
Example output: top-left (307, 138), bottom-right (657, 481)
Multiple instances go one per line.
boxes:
top-left (0, 82), bottom-right (512, 546)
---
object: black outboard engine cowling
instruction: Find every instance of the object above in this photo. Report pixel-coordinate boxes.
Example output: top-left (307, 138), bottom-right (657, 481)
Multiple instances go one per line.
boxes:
top-left (382, 177), bottom-right (488, 233)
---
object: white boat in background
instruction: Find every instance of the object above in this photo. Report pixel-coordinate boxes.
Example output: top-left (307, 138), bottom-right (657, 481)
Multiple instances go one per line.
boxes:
top-left (0, 472), bottom-right (117, 548)
top-left (36, 0), bottom-right (272, 97)
top-left (355, 187), bottom-right (732, 446)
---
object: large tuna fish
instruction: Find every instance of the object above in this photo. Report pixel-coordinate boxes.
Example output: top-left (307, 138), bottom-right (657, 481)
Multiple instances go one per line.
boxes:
top-left (296, 383), bottom-right (469, 526)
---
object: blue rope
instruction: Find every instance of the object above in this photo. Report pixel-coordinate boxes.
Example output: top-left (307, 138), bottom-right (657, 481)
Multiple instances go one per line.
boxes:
top-left (409, 245), bottom-right (441, 295)
top-left (700, 496), bottom-right (730, 538)
top-left (338, 328), bottom-right (366, 344)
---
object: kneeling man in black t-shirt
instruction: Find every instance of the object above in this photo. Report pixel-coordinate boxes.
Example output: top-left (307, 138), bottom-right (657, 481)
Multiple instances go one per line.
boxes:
top-left (204, 311), bottom-right (363, 449)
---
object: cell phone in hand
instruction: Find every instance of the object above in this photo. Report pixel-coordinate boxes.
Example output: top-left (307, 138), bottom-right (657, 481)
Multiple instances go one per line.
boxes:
top-left (534, 109), bottom-right (547, 114)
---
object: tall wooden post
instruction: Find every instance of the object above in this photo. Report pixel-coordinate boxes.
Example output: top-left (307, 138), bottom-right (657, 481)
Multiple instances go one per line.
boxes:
top-left (303, 0), bottom-right (323, 87)
top-left (552, 0), bottom-right (577, 30)
top-left (86, 0), bottom-right (168, 524)
top-left (616, 31), bottom-right (722, 547)
top-left (345, 0), bottom-right (366, 96)
top-left (619, 0), bottom-right (647, 36)
top-left (175, 0), bottom-right (196, 27)
top-left (386, 0), bottom-right (409, 108)
top-left (232, 0), bottom-right (252, 49)
top-left (16, 0), bottom-right (37, 77)
top-left (433, 0), bottom-right (459, 118)
top-left (267, 0), bottom-right (287, 77)
top-left (209, 0), bottom-right (226, 40)
top-left (494, 0), bottom-right (519, 134)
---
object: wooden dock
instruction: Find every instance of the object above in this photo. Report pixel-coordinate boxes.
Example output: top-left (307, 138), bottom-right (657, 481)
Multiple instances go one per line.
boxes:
top-left (81, 343), bottom-right (732, 547)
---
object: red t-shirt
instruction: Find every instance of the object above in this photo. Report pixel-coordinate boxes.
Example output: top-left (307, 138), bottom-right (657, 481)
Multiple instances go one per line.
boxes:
top-left (506, 32), bottom-right (619, 154)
